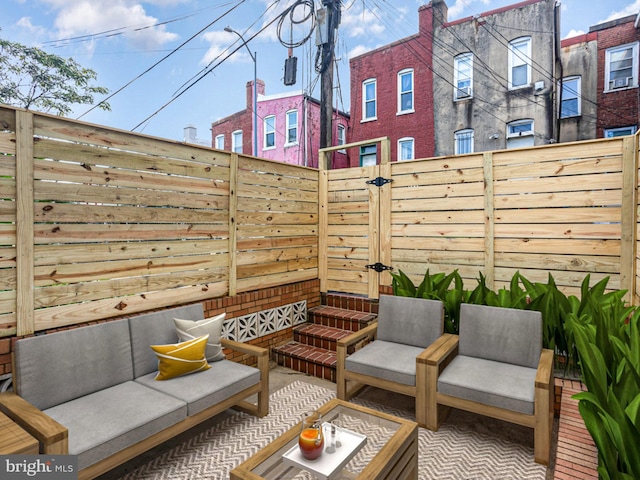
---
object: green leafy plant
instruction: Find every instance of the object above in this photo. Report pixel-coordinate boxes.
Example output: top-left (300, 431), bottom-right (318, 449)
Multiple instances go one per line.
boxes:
top-left (566, 305), bottom-right (640, 479)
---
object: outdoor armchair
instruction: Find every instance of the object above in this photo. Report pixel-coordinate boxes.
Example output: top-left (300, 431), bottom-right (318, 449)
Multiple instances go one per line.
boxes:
top-left (336, 294), bottom-right (445, 427)
top-left (425, 303), bottom-right (554, 465)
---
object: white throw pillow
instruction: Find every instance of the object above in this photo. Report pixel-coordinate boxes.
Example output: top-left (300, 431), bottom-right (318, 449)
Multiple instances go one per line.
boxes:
top-left (174, 313), bottom-right (226, 362)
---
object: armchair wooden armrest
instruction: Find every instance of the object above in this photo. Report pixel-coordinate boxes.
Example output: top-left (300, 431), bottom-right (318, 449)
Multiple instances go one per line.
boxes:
top-left (220, 339), bottom-right (269, 417)
top-left (0, 392), bottom-right (68, 454)
top-left (425, 333), bottom-right (459, 367)
top-left (337, 321), bottom-right (378, 350)
top-left (336, 321), bottom-right (377, 401)
top-left (425, 334), bottom-right (459, 430)
top-left (535, 348), bottom-right (554, 390)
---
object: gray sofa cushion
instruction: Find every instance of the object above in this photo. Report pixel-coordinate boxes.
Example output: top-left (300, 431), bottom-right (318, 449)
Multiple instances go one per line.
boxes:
top-left (44, 381), bottom-right (186, 470)
top-left (459, 304), bottom-right (542, 368)
top-left (345, 340), bottom-right (426, 387)
top-left (437, 355), bottom-right (537, 415)
top-left (376, 295), bottom-right (444, 348)
top-left (136, 359), bottom-right (261, 416)
top-left (129, 304), bottom-right (205, 378)
top-left (14, 320), bottom-right (133, 410)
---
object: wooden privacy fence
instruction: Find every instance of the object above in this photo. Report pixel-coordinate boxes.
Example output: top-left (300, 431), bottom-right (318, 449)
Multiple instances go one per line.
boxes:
top-left (1, 103), bottom-right (639, 338)
top-left (0, 106), bottom-right (318, 337)
top-left (320, 134), bottom-right (639, 303)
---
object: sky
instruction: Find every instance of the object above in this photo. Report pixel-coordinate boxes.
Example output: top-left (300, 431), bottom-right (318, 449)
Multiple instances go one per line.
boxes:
top-left (1, 0), bottom-right (639, 144)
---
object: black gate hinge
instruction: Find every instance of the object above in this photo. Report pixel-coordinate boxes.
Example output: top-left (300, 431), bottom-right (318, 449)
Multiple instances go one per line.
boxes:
top-left (365, 262), bottom-right (393, 273)
top-left (366, 177), bottom-right (393, 187)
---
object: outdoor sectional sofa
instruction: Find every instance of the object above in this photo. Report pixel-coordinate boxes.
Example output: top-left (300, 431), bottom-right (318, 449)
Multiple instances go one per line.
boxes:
top-left (0, 303), bottom-right (269, 480)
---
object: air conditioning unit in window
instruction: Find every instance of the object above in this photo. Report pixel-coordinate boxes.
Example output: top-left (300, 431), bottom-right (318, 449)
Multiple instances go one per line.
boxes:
top-left (456, 86), bottom-right (471, 99)
top-left (610, 77), bottom-right (632, 89)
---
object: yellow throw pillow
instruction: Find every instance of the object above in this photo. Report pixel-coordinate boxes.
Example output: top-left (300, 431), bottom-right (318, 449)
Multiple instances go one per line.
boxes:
top-left (151, 334), bottom-right (211, 381)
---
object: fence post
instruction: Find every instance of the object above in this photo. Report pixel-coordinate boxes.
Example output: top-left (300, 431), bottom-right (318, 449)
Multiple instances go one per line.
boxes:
top-left (483, 151), bottom-right (495, 291)
top-left (620, 136), bottom-right (638, 303)
top-left (16, 110), bottom-right (35, 336)
top-left (228, 153), bottom-right (238, 297)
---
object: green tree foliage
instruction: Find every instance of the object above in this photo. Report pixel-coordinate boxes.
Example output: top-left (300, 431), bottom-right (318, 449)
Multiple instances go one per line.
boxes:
top-left (0, 35), bottom-right (110, 116)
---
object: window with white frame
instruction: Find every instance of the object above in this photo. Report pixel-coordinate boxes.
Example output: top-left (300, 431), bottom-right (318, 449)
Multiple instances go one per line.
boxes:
top-left (337, 124), bottom-right (346, 153)
top-left (605, 126), bottom-right (637, 138)
top-left (454, 53), bottom-right (473, 100)
top-left (508, 37), bottom-right (531, 89)
top-left (215, 134), bottom-right (224, 150)
top-left (264, 115), bottom-right (275, 149)
top-left (398, 137), bottom-right (414, 160)
top-left (232, 130), bottom-right (243, 153)
top-left (605, 42), bottom-right (638, 91)
top-left (506, 119), bottom-right (534, 149)
top-left (397, 69), bottom-right (414, 113)
top-left (286, 110), bottom-right (298, 145)
top-left (560, 76), bottom-right (581, 118)
top-left (360, 144), bottom-right (377, 166)
top-left (454, 129), bottom-right (474, 154)
top-left (363, 79), bottom-right (377, 120)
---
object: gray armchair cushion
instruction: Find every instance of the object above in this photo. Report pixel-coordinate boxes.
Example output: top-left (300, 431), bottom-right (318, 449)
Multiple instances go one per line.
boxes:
top-left (44, 381), bottom-right (186, 470)
top-left (437, 355), bottom-right (537, 415)
top-left (345, 340), bottom-right (426, 386)
top-left (459, 304), bottom-right (542, 368)
top-left (376, 295), bottom-right (444, 348)
top-left (129, 304), bottom-right (205, 378)
top-left (14, 320), bottom-right (133, 410)
top-left (136, 359), bottom-right (260, 416)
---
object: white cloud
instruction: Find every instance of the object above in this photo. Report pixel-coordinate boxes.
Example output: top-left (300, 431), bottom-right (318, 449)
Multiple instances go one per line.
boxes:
top-left (348, 44), bottom-right (373, 59)
top-left (41, 0), bottom-right (180, 50)
top-left (201, 29), bottom-right (250, 66)
top-left (563, 28), bottom-right (586, 40)
top-left (601, 0), bottom-right (640, 23)
top-left (340, 6), bottom-right (385, 38)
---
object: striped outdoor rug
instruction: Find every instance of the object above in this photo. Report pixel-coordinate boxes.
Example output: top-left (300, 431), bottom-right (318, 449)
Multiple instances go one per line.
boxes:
top-left (118, 380), bottom-right (547, 479)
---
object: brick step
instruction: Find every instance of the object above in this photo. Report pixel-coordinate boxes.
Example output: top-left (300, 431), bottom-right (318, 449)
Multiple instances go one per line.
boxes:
top-left (308, 305), bottom-right (377, 332)
top-left (272, 342), bottom-right (337, 382)
top-left (293, 323), bottom-right (354, 352)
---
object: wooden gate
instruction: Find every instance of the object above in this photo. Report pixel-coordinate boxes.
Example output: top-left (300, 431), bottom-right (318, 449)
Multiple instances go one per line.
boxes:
top-left (319, 138), bottom-right (391, 299)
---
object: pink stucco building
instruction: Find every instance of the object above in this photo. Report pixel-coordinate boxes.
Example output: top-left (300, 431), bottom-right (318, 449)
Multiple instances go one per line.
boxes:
top-left (211, 80), bottom-right (350, 169)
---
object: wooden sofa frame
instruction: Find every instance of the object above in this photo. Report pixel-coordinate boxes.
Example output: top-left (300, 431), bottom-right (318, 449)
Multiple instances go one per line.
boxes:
top-left (0, 338), bottom-right (269, 480)
top-left (425, 333), bottom-right (554, 465)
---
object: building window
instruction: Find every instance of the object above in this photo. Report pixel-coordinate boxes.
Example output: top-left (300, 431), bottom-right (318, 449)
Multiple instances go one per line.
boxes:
top-left (508, 37), bottom-right (531, 89)
top-left (454, 53), bottom-right (473, 100)
top-left (286, 110), bottom-right (298, 145)
top-left (397, 69), bottom-right (414, 113)
top-left (506, 119), bottom-right (534, 149)
top-left (454, 129), bottom-right (474, 154)
top-left (363, 79), bottom-right (377, 120)
top-left (605, 42), bottom-right (638, 91)
top-left (264, 115), bottom-right (275, 149)
top-left (215, 134), bottom-right (224, 150)
top-left (360, 144), bottom-right (377, 166)
top-left (337, 124), bottom-right (346, 153)
top-left (560, 76), bottom-right (581, 118)
top-left (232, 130), bottom-right (243, 153)
top-left (604, 126), bottom-right (637, 138)
top-left (398, 137), bottom-right (414, 160)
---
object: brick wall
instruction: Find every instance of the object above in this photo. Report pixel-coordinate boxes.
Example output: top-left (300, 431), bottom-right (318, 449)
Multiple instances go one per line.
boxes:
top-left (595, 17), bottom-right (640, 137)
top-left (1, 280), bottom-right (321, 379)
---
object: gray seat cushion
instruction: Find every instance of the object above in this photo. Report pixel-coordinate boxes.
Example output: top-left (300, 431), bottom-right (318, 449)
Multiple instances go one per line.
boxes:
top-left (136, 359), bottom-right (261, 416)
top-left (14, 320), bottom-right (133, 410)
top-left (459, 303), bottom-right (542, 368)
top-left (345, 340), bottom-right (426, 386)
top-left (437, 355), bottom-right (537, 415)
top-left (376, 295), bottom-right (444, 348)
top-left (129, 304), bottom-right (205, 378)
top-left (44, 381), bottom-right (186, 470)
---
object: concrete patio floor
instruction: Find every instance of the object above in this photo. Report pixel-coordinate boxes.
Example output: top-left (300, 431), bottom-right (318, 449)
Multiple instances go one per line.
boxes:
top-left (96, 361), bottom-right (577, 480)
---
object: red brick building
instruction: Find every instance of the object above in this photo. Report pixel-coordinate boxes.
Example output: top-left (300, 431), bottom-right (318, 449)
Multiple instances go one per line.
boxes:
top-left (591, 14), bottom-right (640, 138)
top-left (347, 4), bottom-right (435, 166)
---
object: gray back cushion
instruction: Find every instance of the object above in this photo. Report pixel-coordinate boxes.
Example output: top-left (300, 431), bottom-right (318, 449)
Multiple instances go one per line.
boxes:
top-left (376, 295), bottom-right (444, 348)
top-left (129, 303), bottom-right (205, 378)
top-left (14, 320), bottom-right (133, 411)
top-left (459, 304), bottom-right (542, 368)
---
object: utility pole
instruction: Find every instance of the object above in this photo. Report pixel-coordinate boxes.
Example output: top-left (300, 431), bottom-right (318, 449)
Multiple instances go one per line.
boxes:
top-left (319, 0), bottom-right (340, 154)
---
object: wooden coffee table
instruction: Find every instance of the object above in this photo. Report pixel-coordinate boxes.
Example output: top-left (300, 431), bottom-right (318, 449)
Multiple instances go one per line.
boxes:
top-left (230, 398), bottom-right (418, 480)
